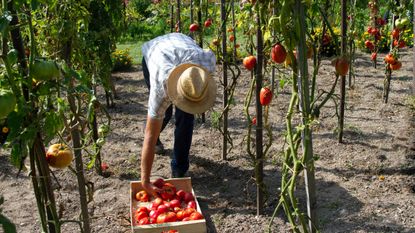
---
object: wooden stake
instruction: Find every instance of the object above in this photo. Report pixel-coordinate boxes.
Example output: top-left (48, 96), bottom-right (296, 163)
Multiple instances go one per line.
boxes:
top-left (221, 0), bottom-right (228, 160)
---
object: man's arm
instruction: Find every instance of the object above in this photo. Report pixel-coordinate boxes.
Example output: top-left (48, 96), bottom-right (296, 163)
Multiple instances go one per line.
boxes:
top-left (141, 115), bottom-right (163, 195)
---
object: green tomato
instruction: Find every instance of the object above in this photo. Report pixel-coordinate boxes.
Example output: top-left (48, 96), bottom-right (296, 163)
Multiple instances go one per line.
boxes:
top-left (395, 18), bottom-right (409, 29)
top-left (31, 59), bottom-right (60, 81)
top-left (400, 18), bottom-right (409, 26)
top-left (0, 89), bottom-right (16, 119)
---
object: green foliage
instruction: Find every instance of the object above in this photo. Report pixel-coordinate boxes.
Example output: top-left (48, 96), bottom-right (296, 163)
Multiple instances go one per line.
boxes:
top-left (111, 49), bottom-right (133, 71)
top-left (122, 0), bottom-right (169, 41)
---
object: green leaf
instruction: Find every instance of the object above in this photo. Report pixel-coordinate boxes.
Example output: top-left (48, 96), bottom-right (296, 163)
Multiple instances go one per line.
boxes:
top-left (43, 111), bottom-right (64, 144)
top-left (279, 79), bottom-right (286, 89)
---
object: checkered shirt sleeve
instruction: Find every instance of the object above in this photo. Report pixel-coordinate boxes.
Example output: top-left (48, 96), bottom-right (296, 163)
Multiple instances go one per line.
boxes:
top-left (142, 33), bottom-right (216, 119)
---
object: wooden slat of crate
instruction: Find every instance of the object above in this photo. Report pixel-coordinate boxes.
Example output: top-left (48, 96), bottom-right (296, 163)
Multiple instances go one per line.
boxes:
top-left (130, 177), bottom-right (207, 233)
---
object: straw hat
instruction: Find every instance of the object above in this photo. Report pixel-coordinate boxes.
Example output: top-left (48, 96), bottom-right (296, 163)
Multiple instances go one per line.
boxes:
top-left (167, 63), bottom-right (216, 114)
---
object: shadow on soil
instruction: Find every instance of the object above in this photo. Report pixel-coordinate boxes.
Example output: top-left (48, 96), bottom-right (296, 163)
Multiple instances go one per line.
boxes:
top-left (184, 155), bottom-right (414, 233)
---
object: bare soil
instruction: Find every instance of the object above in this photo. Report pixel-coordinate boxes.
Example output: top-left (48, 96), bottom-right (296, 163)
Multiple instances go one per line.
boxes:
top-left (1, 49), bottom-right (414, 233)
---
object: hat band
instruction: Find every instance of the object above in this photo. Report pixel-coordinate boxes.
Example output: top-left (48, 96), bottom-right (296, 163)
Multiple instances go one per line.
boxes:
top-left (179, 83), bottom-right (208, 102)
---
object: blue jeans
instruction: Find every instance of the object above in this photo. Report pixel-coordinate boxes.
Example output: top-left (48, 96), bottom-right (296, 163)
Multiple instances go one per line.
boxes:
top-left (142, 57), bottom-right (194, 175)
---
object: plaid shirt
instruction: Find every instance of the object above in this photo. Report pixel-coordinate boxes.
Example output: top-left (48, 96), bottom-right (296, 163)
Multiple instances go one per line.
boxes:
top-left (142, 33), bottom-right (216, 119)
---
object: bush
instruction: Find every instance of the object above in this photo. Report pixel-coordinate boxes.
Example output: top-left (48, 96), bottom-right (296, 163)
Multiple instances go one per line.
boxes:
top-left (310, 27), bottom-right (341, 57)
top-left (111, 49), bottom-right (133, 71)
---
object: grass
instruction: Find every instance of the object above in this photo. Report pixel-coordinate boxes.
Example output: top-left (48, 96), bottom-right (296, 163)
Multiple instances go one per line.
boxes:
top-left (116, 41), bottom-right (145, 65)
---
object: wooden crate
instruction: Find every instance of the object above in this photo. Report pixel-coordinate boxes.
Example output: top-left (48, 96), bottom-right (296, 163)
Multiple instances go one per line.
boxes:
top-left (130, 177), bottom-right (207, 233)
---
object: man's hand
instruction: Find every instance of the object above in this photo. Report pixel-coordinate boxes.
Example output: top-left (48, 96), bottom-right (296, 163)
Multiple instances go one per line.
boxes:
top-left (141, 180), bottom-right (162, 197)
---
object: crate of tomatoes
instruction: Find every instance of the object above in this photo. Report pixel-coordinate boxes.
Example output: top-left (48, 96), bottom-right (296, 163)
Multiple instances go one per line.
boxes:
top-left (130, 177), bottom-right (206, 233)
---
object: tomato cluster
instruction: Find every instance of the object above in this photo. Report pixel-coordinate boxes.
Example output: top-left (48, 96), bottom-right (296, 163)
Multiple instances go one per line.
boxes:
top-left (384, 53), bottom-right (402, 71)
top-left (134, 178), bottom-right (204, 226)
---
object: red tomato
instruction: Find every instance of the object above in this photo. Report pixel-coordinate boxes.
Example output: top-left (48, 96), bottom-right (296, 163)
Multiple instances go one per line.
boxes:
top-left (189, 211), bottom-right (204, 220)
top-left (334, 57), bottom-right (349, 76)
top-left (150, 197), bottom-right (164, 209)
top-left (391, 28), bottom-right (400, 39)
top-left (157, 212), bottom-right (177, 223)
top-left (189, 23), bottom-right (199, 32)
top-left (371, 52), bottom-right (377, 61)
top-left (138, 217), bottom-right (150, 225)
top-left (100, 162), bottom-right (109, 171)
top-left (243, 56), bottom-right (256, 71)
top-left (389, 61), bottom-right (402, 70)
top-left (393, 40), bottom-right (406, 48)
top-left (204, 19), bottom-right (212, 28)
top-left (169, 199), bottom-right (181, 209)
top-left (384, 54), bottom-right (396, 65)
top-left (176, 210), bottom-right (185, 220)
top-left (365, 40), bottom-right (374, 50)
top-left (229, 35), bottom-right (235, 42)
top-left (182, 217), bottom-right (191, 221)
top-left (251, 117), bottom-right (257, 125)
top-left (135, 211), bottom-right (148, 221)
top-left (135, 190), bottom-right (149, 202)
top-left (153, 178), bottom-right (165, 189)
top-left (176, 189), bottom-right (186, 200)
top-left (259, 87), bottom-right (273, 106)
top-left (157, 204), bottom-right (168, 214)
top-left (149, 209), bottom-right (159, 219)
top-left (137, 206), bottom-right (148, 214)
top-left (161, 183), bottom-right (177, 200)
top-left (183, 192), bottom-right (194, 203)
top-left (271, 43), bottom-right (287, 64)
top-left (161, 230), bottom-right (178, 233)
top-left (187, 200), bottom-right (196, 209)
top-left (183, 207), bottom-right (196, 218)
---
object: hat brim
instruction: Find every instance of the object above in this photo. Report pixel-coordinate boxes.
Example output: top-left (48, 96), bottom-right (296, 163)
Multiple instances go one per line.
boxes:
top-left (167, 63), bottom-right (217, 115)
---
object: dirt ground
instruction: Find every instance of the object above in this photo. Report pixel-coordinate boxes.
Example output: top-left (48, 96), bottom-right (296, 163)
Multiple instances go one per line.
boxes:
top-left (1, 48), bottom-right (414, 233)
